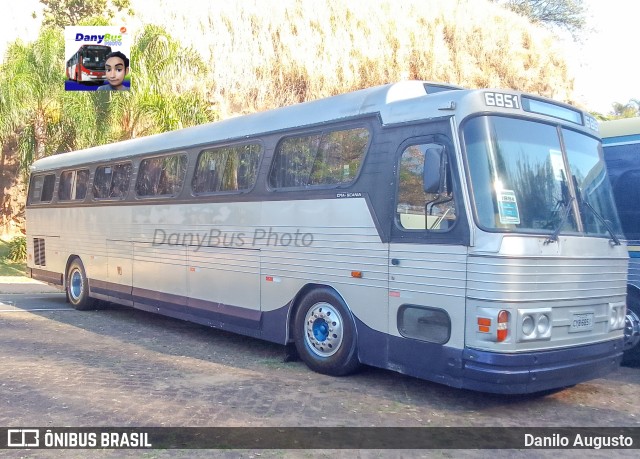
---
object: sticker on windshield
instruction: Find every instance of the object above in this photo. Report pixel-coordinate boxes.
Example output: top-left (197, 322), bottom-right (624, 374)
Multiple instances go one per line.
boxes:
top-left (549, 149), bottom-right (565, 181)
top-left (497, 189), bottom-right (520, 225)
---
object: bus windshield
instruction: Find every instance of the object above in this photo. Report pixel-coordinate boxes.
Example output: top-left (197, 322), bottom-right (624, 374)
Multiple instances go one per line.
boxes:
top-left (81, 46), bottom-right (110, 70)
top-left (464, 116), bottom-right (622, 237)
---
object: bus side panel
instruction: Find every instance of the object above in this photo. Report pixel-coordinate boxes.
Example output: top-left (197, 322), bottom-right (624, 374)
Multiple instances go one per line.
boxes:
top-left (257, 198), bottom-right (389, 339)
top-left (630, 241), bottom-right (640, 293)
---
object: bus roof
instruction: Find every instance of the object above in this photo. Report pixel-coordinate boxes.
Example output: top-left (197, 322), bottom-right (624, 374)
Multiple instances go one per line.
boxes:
top-left (599, 117), bottom-right (640, 144)
top-left (30, 80), bottom-right (590, 172)
top-left (32, 81), bottom-right (464, 172)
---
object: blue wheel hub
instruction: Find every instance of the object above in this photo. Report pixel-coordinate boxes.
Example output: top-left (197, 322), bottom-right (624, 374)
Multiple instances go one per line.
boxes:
top-left (304, 302), bottom-right (344, 358)
top-left (70, 269), bottom-right (83, 300)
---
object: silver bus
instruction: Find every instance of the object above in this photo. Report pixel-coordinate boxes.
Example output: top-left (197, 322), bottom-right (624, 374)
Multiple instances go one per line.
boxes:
top-left (600, 117), bottom-right (640, 363)
top-left (26, 81), bottom-right (628, 393)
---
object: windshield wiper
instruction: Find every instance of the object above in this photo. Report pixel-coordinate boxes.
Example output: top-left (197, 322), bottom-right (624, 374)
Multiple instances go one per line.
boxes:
top-left (545, 196), bottom-right (574, 244)
top-left (571, 174), bottom-right (621, 246)
top-left (579, 198), bottom-right (621, 245)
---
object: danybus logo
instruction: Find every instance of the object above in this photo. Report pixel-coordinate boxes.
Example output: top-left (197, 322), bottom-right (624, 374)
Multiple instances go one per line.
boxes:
top-left (74, 33), bottom-right (123, 45)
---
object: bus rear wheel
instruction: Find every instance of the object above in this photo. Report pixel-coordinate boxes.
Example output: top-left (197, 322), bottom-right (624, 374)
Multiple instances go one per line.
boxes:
top-left (66, 258), bottom-right (94, 310)
top-left (293, 288), bottom-right (360, 376)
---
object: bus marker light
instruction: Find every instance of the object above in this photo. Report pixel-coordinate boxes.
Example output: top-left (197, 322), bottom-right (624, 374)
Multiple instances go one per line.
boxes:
top-left (477, 317), bottom-right (491, 333)
top-left (265, 276), bottom-right (273, 282)
top-left (351, 271), bottom-right (363, 278)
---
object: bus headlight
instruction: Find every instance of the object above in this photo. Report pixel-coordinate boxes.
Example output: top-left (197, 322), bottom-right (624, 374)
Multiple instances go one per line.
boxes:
top-left (608, 302), bottom-right (626, 331)
top-left (537, 314), bottom-right (551, 335)
top-left (517, 308), bottom-right (552, 342)
top-left (522, 315), bottom-right (535, 336)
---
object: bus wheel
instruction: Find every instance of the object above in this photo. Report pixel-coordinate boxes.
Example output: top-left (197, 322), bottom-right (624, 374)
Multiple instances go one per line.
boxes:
top-left (293, 288), bottom-right (360, 376)
top-left (66, 258), bottom-right (94, 310)
top-left (622, 292), bottom-right (640, 366)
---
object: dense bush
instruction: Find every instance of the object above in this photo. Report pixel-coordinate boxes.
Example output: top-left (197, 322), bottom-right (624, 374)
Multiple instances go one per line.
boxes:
top-left (8, 236), bottom-right (27, 262)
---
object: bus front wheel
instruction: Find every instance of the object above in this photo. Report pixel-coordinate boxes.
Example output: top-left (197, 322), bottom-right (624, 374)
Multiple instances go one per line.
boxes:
top-left (66, 258), bottom-right (94, 310)
top-left (293, 288), bottom-right (360, 376)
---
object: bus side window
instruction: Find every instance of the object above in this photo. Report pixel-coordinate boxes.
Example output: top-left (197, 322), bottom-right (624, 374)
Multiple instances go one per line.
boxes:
top-left (136, 155), bottom-right (187, 197)
top-left (268, 127), bottom-right (369, 189)
top-left (109, 164), bottom-right (132, 199)
top-left (41, 174), bottom-right (56, 203)
top-left (75, 169), bottom-right (90, 200)
top-left (28, 174), bottom-right (54, 204)
top-left (58, 169), bottom-right (90, 201)
top-left (193, 144), bottom-right (262, 194)
top-left (58, 171), bottom-right (73, 201)
top-left (93, 166), bottom-right (113, 199)
top-left (396, 143), bottom-right (456, 231)
top-left (613, 169), bottom-right (640, 240)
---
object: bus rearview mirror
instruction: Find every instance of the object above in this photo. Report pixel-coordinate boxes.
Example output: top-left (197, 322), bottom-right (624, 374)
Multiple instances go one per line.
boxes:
top-left (423, 145), bottom-right (446, 194)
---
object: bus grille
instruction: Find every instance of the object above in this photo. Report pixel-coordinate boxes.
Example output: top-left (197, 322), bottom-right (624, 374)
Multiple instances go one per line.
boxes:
top-left (33, 238), bottom-right (46, 266)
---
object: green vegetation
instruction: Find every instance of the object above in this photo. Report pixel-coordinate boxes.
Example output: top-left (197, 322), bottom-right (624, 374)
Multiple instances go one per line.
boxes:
top-left (7, 236), bottom-right (26, 262)
top-left (136, 0), bottom-right (575, 116)
top-left (491, 0), bottom-right (587, 38)
top-left (0, 0), bottom-right (601, 234)
top-left (37, 0), bottom-right (133, 28)
top-left (0, 238), bottom-right (26, 276)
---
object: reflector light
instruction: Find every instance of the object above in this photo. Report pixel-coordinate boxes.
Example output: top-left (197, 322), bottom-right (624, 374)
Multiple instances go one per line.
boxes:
top-left (477, 317), bottom-right (491, 333)
top-left (351, 271), bottom-right (363, 278)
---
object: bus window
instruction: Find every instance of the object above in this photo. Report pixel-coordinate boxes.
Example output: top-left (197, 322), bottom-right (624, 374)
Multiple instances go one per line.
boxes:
top-left (109, 164), bottom-right (132, 199)
top-left (268, 127), bottom-right (369, 189)
top-left (76, 169), bottom-right (90, 200)
top-left (396, 143), bottom-right (456, 231)
top-left (613, 169), bottom-right (640, 240)
top-left (59, 169), bottom-right (90, 201)
top-left (136, 154), bottom-right (187, 197)
top-left (28, 173), bottom-right (56, 204)
top-left (41, 174), bottom-right (55, 202)
top-left (563, 128), bottom-right (622, 237)
top-left (93, 163), bottom-right (132, 200)
top-left (192, 143), bottom-right (261, 194)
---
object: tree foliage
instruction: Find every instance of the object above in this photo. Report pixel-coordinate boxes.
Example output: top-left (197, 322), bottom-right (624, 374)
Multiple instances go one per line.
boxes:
top-left (110, 24), bottom-right (215, 139)
top-left (610, 100), bottom-right (640, 119)
top-left (491, 0), bottom-right (586, 38)
top-left (38, 0), bottom-right (133, 28)
top-left (2, 28), bottom-right (65, 173)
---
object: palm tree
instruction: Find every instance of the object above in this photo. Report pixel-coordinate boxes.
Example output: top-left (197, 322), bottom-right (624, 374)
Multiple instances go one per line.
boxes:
top-left (107, 24), bottom-right (216, 140)
top-left (2, 27), bottom-right (65, 173)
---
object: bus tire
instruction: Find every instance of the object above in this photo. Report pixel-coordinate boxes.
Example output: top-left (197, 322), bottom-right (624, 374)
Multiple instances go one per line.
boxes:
top-left (622, 290), bottom-right (640, 366)
top-left (66, 258), bottom-right (94, 310)
top-left (293, 288), bottom-right (360, 376)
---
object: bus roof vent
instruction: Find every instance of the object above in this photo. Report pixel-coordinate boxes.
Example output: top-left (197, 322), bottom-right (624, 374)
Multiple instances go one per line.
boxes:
top-left (423, 82), bottom-right (464, 94)
top-left (382, 81), bottom-right (464, 105)
top-left (384, 81), bottom-right (429, 104)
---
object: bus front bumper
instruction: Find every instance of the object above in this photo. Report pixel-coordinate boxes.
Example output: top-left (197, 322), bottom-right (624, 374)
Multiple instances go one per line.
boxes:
top-left (461, 339), bottom-right (623, 394)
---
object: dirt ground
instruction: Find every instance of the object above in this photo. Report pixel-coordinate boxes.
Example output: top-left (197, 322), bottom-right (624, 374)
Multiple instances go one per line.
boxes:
top-left (0, 279), bottom-right (638, 458)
